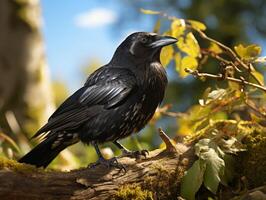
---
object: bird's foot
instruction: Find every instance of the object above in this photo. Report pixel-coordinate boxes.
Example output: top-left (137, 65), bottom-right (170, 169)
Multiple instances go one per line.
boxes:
top-left (89, 157), bottom-right (126, 171)
top-left (122, 149), bottom-right (149, 159)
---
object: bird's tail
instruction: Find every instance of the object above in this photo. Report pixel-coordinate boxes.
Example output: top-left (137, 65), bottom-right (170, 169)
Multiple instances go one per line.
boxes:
top-left (19, 132), bottom-right (79, 168)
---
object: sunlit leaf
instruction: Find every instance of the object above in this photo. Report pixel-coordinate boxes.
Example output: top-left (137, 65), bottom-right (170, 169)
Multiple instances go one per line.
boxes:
top-left (234, 44), bottom-right (262, 60)
top-left (171, 19), bottom-right (186, 38)
top-left (251, 70), bottom-right (264, 85)
top-left (181, 160), bottom-right (206, 200)
top-left (180, 56), bottom-right (198, 78)
top-left (188, 20), bottom-right (206, 31)
top-left (177, 32), bottom-right (201, 57)
top-left (140, 8), bottom-right (160, 15)
top-left (160, 45), bottom-right (174, 67)
top-left (207, 89), bottom-right (227, 101)
top-left (153, 19), bottom-right (161, 33)
top-left (209, 42), bottom-right (223, 54)
top-left (174, 52), bottom-right (182, 72)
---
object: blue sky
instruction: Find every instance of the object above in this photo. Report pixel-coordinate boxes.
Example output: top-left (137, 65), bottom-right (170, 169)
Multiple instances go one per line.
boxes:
top-left (41, 1), bottom-right (266, 92)
top-left (41, 0), bottom-right (153, 91)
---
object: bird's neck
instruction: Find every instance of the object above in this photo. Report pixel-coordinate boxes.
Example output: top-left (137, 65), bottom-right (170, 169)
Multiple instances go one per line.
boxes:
top-left (110, 47), bottom-right (161, 66)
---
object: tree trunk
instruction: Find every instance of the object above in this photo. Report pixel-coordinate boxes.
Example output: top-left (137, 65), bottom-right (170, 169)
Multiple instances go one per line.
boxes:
top-left (0, 0), bottom-right (54, 143)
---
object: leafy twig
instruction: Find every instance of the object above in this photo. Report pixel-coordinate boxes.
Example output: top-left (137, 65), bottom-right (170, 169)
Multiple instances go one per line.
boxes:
top-left (185, 68), bottom-right (266, 92)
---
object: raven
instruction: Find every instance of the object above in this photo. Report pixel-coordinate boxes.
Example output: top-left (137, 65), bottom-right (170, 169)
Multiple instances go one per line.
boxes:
top-left (19, 32), bottom-right (177, 168)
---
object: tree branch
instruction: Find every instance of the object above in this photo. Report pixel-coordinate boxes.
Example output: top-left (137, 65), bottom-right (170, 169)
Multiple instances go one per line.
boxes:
top-left (185, 68), bottom-right (266, 92)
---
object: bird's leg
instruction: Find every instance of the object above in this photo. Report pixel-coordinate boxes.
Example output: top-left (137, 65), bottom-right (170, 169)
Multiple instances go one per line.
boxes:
top-left (89, 141), bottom-right (125, 170)
top-left (114, 141), bottom-right (149, 159)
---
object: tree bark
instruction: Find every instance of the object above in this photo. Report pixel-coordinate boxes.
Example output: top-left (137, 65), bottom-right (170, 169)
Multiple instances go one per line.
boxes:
top-left (0, 144), bottom-right (191, 200)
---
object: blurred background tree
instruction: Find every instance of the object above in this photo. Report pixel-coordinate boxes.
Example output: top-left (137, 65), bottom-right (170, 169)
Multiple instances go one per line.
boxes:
top-left (0, 0), bottom-right (54, 158)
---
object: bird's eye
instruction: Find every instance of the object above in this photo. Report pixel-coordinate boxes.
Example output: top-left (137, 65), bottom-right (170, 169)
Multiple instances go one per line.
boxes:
top-left (140, 37), bottom-right (148, 44)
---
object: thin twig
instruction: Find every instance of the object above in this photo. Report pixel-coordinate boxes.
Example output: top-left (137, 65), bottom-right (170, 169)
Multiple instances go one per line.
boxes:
top-left (245, 99), bottom-right (266, 118)
top-left (185, 68), bottom-right (266, 92)
top-left (192, 27), bottom-right (262, 85)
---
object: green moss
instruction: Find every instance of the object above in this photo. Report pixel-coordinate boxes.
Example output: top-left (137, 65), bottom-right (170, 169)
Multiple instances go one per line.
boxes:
top-left (0, 157), bottom-right (44, 173)
top-left (113, 184), bottom-right (153, 200)
top-left (144, 163), bottom-right (185, 200)
top-left (239, 124), bottom-right (266, 187)
top-left (112, 162), bottom-right (185, 200)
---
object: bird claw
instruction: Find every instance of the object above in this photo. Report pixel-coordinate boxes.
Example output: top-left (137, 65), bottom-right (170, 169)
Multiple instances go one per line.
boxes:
top-left (122, 149), bottom-right (149, 159)
top-left (89, 157), bottom-right (126, 172)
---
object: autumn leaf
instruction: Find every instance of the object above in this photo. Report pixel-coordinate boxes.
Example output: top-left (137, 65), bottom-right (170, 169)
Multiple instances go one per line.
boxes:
top-left (171, 19), bottom-right (186, 38)
top-left (251, 70), bottom-right (264, 85)
top-left (234, 44), bottom-right (261, 60)
top-left (188, 19), bottom-right (206, 31)
top-left (174, 52), bottom-right (182, 72)
top-left (177, 32), bottom-right (201, 57)
top-left (140, 8), bottom-right (160, 15)
top-left (180, 56), bottom-right (198, 78)
top-left (153, 19), bottom-right (161, 33)
top-left (209, 42), bottom-right (223, 54)
top-left (160, 45), bottom-right (174, 67)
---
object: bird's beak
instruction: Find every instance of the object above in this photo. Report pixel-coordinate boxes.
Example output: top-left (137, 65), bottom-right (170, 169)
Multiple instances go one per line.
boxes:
top-left (148, 35), bottom-right (177, 48)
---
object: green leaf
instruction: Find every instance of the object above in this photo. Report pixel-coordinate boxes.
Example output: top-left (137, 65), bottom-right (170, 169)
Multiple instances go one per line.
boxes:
top-left (181, 160), bottom-right (206, 200)
top-left (140, 8), bottom-right (160, 15)
top-left (234, 44), bottom-right (262, 60)
top-left (180, 56), bottom-right (198, 78)
top-left (202, 148), bottom-right (225, 194)
top-left (220, 154), bottom-right (235, 185)
top-left (195, 138), bottom-right (211, 157)
top-left (188, 20), bottom-right (206, 31)
top-left (177, 32), bottom-right (201, 57)
top-left (251, 70), bottom-right (264, 85)
top-left (160, 45), bottom-right (174, 67)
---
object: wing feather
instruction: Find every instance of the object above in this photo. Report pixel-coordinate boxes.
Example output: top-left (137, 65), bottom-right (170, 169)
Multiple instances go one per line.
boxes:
top-left (32, 67), bottom-right (137, 139)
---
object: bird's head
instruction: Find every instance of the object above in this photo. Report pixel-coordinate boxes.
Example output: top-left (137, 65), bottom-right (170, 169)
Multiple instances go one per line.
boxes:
top-left (112, 32), bottom-right (177, 64)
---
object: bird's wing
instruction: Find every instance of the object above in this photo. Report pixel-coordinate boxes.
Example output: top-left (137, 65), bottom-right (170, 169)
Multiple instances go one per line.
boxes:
top-left (32, 67), bottom-right (137, 139)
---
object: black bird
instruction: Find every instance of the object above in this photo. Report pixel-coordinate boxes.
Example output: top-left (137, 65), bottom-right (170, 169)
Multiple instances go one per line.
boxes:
top-left (19, 32), bottom-right (177, 168)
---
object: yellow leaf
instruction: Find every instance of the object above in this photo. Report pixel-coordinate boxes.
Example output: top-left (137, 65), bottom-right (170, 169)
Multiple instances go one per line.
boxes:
top-left (209, 42), bottom-right (223, 54)
top-left (171, 19), bottom-right (186, 38)
top-left (251, 71), bottom-right (264, 85)
top-left (234, 44), bottom-right (262, 60)
top-left (188, 20), bottom-right (206, 31)
top-left (180, 56), bottom-right (198, 78)
top-left (177, 32), bottom-right (201, 57)
top-left (160, 45), bottom-right (174, 67)
top-left (140, 8), bottom-right (160, 15)
top-left (174, 52), bottom-right (182, 72)
top-left (153, 19), bottom-right (161, 33)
